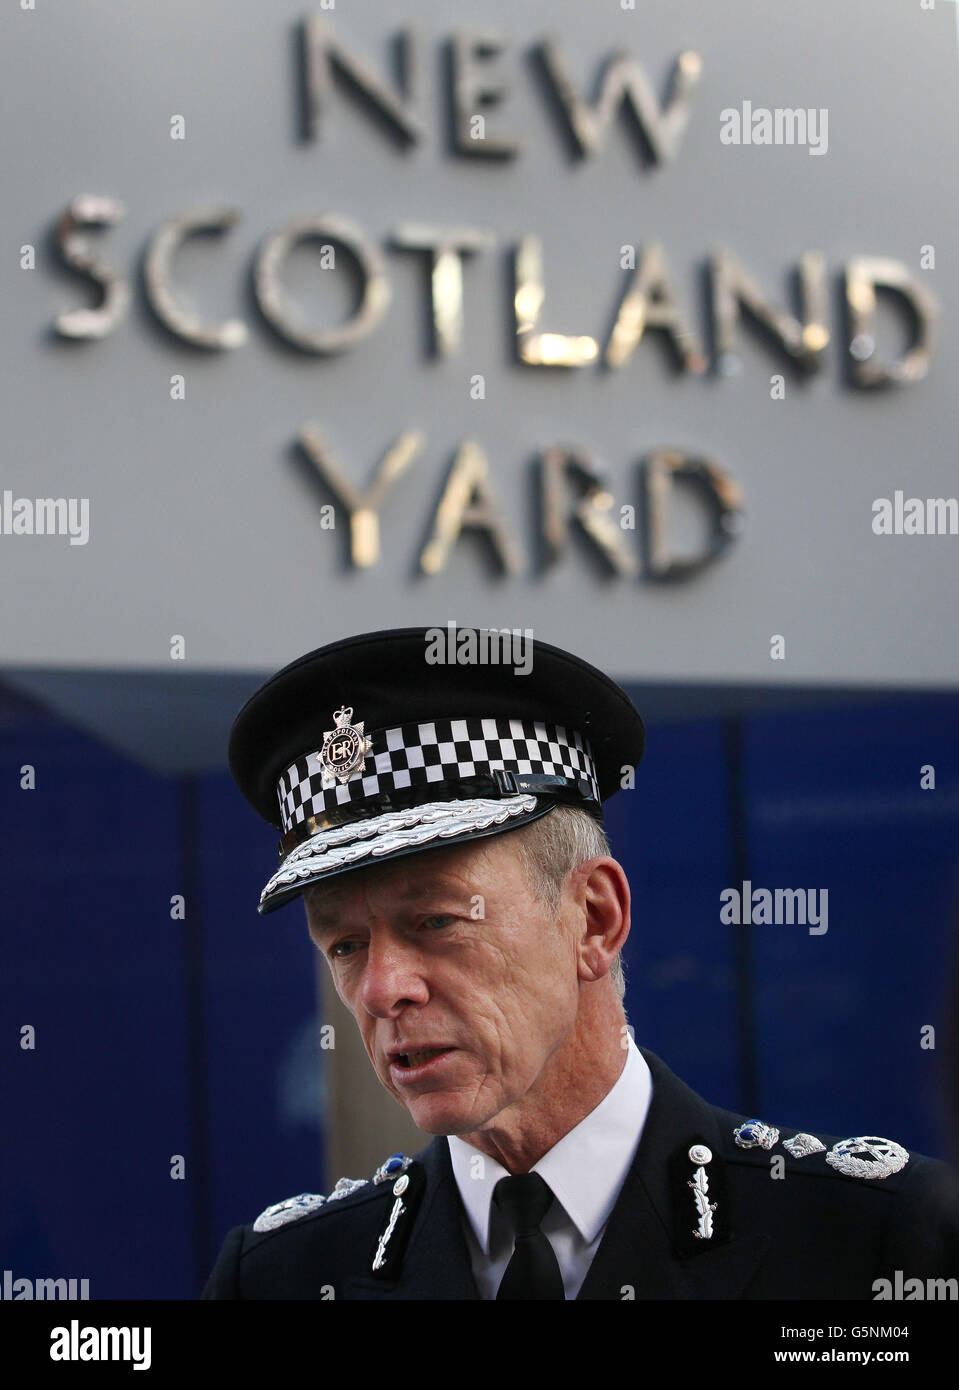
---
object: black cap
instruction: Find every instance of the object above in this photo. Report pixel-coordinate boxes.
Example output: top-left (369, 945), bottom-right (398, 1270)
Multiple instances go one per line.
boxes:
top-left (228, 626), bottom-right (645, 913)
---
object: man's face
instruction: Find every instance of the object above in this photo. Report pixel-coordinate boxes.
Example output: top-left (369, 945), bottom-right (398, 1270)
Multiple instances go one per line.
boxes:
top-left (304, 832), bottom-right (583, 1136)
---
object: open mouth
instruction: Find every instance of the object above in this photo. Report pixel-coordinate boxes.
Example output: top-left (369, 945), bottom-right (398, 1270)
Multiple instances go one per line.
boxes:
top-left (395, 1047), bottom-right (454, 1069)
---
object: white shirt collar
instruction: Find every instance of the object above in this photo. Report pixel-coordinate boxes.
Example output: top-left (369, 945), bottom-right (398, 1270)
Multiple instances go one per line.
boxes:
top-left (447, 1036), bottom-right (652, 1251)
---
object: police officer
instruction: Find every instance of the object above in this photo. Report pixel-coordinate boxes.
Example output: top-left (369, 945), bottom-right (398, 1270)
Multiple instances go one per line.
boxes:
top-left (202, 626), bottom-right (959, 1299)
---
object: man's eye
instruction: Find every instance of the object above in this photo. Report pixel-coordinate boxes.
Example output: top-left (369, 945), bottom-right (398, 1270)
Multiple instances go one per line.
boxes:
top-left (330, 940), bottom-right (361, 959)
top-left (329, 918), bottom-right (453, 957)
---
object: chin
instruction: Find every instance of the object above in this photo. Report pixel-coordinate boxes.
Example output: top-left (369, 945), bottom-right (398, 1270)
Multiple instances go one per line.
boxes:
top-left (403, 1091), bottom-right (490, 1137)
top-left (404, 1096), bottom-right (470, 1135)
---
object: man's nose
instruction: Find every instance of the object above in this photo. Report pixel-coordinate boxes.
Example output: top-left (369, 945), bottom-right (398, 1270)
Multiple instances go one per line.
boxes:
top-left (358, 932), bottom-right (430, 1017)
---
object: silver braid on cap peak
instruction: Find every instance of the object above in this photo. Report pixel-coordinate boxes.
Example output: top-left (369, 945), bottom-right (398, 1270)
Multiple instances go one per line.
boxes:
top-left (261, 793), bottom-right (540, 906)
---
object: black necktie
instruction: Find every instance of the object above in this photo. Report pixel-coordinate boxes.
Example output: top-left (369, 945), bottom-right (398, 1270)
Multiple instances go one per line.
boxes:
top-left (493, 1173), bottom-right (566, 1300)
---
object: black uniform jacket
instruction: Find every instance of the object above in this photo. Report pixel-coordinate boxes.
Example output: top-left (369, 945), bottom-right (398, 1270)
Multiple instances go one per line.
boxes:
top-left (202, 1047), bottom-right (959, 1300)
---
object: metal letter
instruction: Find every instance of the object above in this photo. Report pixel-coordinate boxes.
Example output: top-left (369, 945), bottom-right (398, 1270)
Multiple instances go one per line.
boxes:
top-left (540, 447), bottom-right (638, 576)
top-left (536, 42), bottom-right (702, 163)
top-left (299, 426), bottom-right (423, 566)
top-left (53, 195), bottom-right (129, 340)
top-left (450, 32), bottom-right (521, 158)
top-left (642, 449), bottom-right (744, 580)
top-left (605, 242), bottom-right (707, 372)
top-left (514, 236), bottom-right (598, 367)
top-left (391, 225), bottom-right (494, 356)
top-left (144, 207), bottom-right (248, 350)
top-left (301, 17), bottom-right (422, 146)
top-left (255, 215), bottom-right (390, 354)
top-left (710, 249), bottom-right (828, 375)
top-left (419, 441), bottom-right (523, 576)
top-left (844, 257), bottom-right (937, 387)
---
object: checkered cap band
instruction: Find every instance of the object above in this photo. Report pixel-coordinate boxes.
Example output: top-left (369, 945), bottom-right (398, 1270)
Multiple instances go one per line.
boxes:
top-left (276, 716), bottom-right (598, 833)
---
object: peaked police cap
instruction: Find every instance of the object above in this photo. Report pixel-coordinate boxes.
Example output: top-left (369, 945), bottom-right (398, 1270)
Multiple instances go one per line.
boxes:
top-left (228, 627), bottom-right (645, 913)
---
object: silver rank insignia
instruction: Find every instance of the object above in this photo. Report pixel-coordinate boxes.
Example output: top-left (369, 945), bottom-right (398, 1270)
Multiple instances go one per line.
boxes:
top-left (687, 1145), bottom-right (717, 1239)
top-left (372, 1153), bottom-right (412, 1185)
top-left (372, 1179), bottom-right (408, 1272)
top-left (325, 1176), bottom-right (368, 1202)
top-left (369, 1161), bottom-right (426, 1280)
top-left (252, 1192), bottom-right (327, 1233)
top-left (825, 1135), bottom-right (909, 1181)
top-left (782, 1132), bottom-right (826, 1159)
top-left (317, 706), bottom-right (372, 788)
top-left (733, 1118), bottom-right (780, 1151)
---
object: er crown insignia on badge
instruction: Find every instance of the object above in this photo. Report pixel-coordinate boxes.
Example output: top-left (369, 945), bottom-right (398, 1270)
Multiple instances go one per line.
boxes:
top-left (319, 706), bottom-right (371, 787)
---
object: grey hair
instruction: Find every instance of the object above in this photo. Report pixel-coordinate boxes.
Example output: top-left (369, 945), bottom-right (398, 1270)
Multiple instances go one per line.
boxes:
top-left (511, 805), bottom-right (627, 1001)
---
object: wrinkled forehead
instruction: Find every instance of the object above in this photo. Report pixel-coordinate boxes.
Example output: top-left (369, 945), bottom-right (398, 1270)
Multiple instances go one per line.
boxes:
top-left (303, 834), bottom-right (519, 925)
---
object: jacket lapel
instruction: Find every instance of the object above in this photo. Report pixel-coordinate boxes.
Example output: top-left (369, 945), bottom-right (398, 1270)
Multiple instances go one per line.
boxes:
top-left (341, 1137), bottom-right (479, 1300)
top-left (577, 1049), bottom-right (769, 1299)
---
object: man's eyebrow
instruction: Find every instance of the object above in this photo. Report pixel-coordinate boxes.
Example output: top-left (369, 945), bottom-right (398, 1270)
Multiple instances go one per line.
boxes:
top-left (307, 876), bottom-right (469, 927)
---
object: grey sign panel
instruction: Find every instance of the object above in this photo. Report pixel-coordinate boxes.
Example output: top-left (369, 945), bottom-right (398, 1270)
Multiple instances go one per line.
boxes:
top-left (1, 0), bottom-right (957, 685)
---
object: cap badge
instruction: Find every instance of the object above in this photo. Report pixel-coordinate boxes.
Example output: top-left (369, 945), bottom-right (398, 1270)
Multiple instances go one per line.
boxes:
top-left (318, 706), bottom-right (372, 787)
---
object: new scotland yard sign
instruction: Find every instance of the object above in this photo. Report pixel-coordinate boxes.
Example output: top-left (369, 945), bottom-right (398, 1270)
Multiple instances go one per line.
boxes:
top-left (1, 0), bottom-right (957, 686)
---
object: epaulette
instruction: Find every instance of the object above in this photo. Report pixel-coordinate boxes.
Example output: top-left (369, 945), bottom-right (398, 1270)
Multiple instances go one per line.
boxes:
top-left (251, 1152), bottom-right (414, 1233)
top-left (669, 1120), bottom-right (914, 1262)
top-left (729, 1117), bottom-right (911, 1181)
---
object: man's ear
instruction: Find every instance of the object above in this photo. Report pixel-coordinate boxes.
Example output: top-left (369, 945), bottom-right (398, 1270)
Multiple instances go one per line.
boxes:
top-left (574, 857), bottom-right (631, 984)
